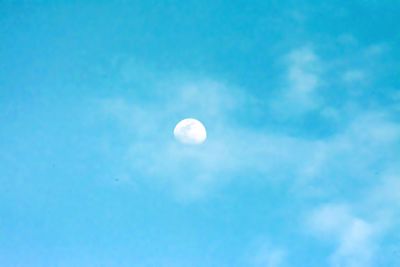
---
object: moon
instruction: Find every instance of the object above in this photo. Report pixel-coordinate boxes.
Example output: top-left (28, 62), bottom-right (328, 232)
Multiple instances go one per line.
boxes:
top-left (174, 118), bottom-right (207, 145)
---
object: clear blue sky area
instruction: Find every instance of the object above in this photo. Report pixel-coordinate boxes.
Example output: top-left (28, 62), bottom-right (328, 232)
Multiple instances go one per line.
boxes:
top-left (1, 1), bottom-right (400, 266)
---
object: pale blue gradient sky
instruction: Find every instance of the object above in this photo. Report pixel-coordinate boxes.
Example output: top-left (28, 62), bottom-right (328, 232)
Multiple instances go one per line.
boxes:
top-left (1, 1), bottom-right (400, 267)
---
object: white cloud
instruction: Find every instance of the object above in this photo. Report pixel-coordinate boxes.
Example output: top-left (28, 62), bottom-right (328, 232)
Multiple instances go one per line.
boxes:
top-left (287, 47), bottom-right (319, 94)
top-left (98, 78), bottom-right (264, 201)
top-left (253, 247), bottom-right (286, 267)
top-left (246, 239), bottom-right (287, 267)
top-left (272, 47), bottom-right (321, 115)
top-left (95, 48), bottom-right (400, 266)
top-left (331, 218), bottom-right (375, 267)
top-left (100, 93), bottom-right (311, 201)
top-left (304, 112), bottom-right (399, 259)
top-left (99, 75), bottom-right (400, 201)
top-left (324, 112), bottom-right (400, 182)
top-left (98, 67), bottom-right (328, 200)
top-left (97, 45), bottom-right (400, 203)
top-left (363, 43), bottom-right (389, 57)
top-left (365, 170), bottom-right (400, 230)
top-left (307, 204), bottom-right (352, 236)
top-left (342, 69), bottom-right (365, 83)
top-left (337, 34), bottom-right (358, 46)
top-left (307, 203), bottom-right (377, 267)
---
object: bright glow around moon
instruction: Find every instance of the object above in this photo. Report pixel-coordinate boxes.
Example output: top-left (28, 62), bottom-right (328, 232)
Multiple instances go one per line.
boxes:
top-left (174, 118), bottom-right (207, 145)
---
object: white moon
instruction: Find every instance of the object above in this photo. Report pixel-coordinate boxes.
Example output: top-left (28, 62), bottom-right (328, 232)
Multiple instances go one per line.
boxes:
top-left (174, 118), bottom-right (207, 145)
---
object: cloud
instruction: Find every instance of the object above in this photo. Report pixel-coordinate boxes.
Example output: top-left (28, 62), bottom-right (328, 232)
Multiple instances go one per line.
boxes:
top-left (252, 247), bottom-right (286, 267)
top-left (363, 43), bottom-right (389, 57)
top-left (307, 203), bottom-right (377, 267)
top-left (365, 169), bottom-right (400, 231)
top-left (96, 45), bottom-right (400, 266)
top-left (271, 47), bottom-right (321, 115)
top-left (337, 34), bottom-right (358, 46)
top-left (97, 42), bottom-right (400, 204)
top-left (98, 77), bottom-right (261, 201)
top-left (342, 69), bottom-right (365, 83)
top-left (245, 238), bottom-right (287, 267)
top-left (301, 108), bottom-right (400, 266)
top-left (98, 73), bottom-right (400, 201)
top-left (98, 79), bottom-right (314, 201)
top-left (288, 110), bottom-right (400, 201)
top-left (332, 218), bottom-right (375, 267)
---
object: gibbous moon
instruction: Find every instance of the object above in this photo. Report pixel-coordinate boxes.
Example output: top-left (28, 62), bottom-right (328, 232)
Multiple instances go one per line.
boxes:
top-left (174, 118), bottom-right (207, 145)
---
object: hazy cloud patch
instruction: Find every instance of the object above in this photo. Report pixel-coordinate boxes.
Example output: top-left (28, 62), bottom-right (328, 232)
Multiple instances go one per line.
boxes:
top-left (271, 46), bottom-right (322, 115)
top-left (307, 203), bottom-right (377, 267)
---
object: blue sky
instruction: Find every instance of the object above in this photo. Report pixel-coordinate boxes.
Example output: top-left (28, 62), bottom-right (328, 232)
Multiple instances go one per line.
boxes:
top-left (1, 1), bottom-right (400, 266)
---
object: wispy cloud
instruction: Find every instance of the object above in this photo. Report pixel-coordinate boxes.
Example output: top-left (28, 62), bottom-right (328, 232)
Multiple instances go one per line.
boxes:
top-left (98, 77), bottom-right (311, 200)
top-left (245, 238), bottom-right (287, 267)
top-left (97, 42), bottom-right (399, 206)
top-left (271, 47), bottom-right (321, 115)
top-left (252, 246), bottom-right (286, 267)
top-left (342, 69), bottom-right (365, 83)
top-left (98, 74), bottom-right (400, 202)
top-left (98, 77), bottom-right (254, 201)
top-left (307, 203), bottom-right (377, 267)
top-left (94, 40), bottom-right (400, 267)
